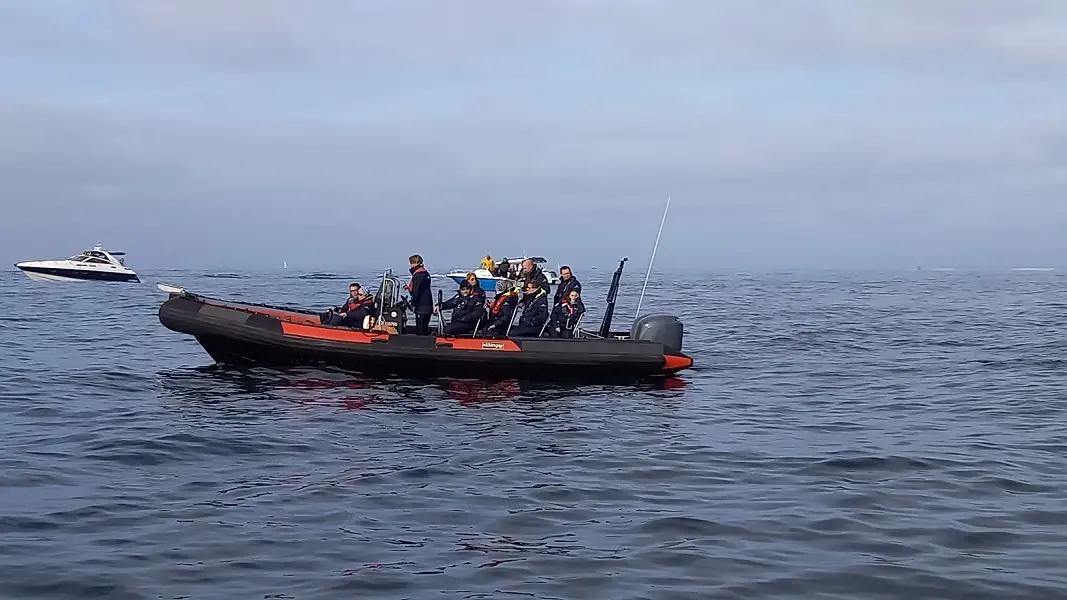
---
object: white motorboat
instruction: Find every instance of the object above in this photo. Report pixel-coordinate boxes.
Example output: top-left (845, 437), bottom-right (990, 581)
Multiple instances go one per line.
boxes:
top-left (441, 256), bottom-right (560, 291)
top-left (14, 245), bottom-right (140, 283)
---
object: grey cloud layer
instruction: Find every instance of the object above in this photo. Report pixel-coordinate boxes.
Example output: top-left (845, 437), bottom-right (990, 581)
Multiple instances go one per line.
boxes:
top-left (3, 103), bottom-right (1062, 219)
top-left (115, 0), bottom-right (1067, 71)
top-left (1, 1), bottom-right (1065, 267)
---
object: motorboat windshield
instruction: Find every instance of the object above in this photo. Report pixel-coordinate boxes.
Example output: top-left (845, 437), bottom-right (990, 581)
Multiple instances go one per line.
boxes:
top-left (67, 249), bottom-right (124, 266)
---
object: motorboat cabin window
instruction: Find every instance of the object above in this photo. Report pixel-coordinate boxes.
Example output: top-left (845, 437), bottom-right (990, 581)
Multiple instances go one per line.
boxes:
top-left (67, 251), bottom-right (115, 265)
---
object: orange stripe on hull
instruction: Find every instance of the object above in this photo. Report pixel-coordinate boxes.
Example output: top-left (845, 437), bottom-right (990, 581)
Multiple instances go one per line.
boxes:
top-left (663, 353), bottom-right (694, 373)
top-left (280, 321), bottom-right (386, 343)
top-left (438, 337), bottom-right (521, 352)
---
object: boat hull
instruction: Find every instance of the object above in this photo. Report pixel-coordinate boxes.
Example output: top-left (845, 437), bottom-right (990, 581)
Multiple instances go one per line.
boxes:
top-left (16, 264), bottom-right (140, 282)
top-left (446, 274), bottom-right (512, 291)
top-left (158, 294), bottom-right (693, 382)
top-left (444, 271), bottom-right (560, 292)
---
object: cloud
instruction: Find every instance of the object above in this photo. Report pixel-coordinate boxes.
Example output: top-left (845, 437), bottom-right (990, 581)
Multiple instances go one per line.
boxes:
top-left (2, 99), bottom-right (1062, 257)
top-left (109, 0), bottom-right (1067, 73)
top-left (0, 1), bottom-right (1065, 269)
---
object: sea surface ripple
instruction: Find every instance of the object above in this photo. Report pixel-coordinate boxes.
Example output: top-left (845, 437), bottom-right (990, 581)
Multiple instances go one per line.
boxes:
top-left (1, 267), bottom-right (1065, 599)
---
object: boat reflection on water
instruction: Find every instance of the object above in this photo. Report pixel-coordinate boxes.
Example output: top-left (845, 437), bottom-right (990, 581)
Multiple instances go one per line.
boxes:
top-left (441, 378), bottom-right (523, 406)
top-left (157, 364), bottom-right (689, 411)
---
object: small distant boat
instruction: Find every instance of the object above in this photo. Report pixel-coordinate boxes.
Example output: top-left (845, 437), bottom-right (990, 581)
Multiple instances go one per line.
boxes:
top-left (442, 256), bottom-right (560, 291)
top-left (14, 245), bottom-right (139, 283)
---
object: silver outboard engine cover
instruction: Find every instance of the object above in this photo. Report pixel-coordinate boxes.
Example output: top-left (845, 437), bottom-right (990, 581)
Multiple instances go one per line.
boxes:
top-left (631, 314), bottom-right (684, 354)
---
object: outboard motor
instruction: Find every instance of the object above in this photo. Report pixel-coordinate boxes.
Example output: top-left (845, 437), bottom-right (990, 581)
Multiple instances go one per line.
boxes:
top-left (631, 314), bottom-right (684, 354)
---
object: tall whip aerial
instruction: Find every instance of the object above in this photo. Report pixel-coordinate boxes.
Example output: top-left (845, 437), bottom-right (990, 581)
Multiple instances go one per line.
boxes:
top-left (634, 196), bottom-right (671, 321)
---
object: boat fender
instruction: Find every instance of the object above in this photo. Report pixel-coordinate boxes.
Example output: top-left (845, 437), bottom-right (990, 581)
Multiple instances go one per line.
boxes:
top-left (363, 315), bottom-right (372, 329)
top-left (631, 314), bottom-right (684, 354)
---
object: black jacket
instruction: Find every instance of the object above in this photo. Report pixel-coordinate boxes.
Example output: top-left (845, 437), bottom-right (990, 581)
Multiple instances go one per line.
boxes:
top-left (518, 288), bottom-right (549, 328)
top-left (441, 293), bottom-right (485, 326)
top-left (553, 276), bottom-right (582, 305)
top-left (407, 265), bottom-right (433, 314)
top-left (522, 266), bottom-right (552, 297)
top-left (553, 298), bottom-right (586, 328)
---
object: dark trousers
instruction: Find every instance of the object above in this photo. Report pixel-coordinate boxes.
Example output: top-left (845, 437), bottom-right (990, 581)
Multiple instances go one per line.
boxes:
top-left (442, 321), bottom-right (475, 336)
top-left (414, 312), bottom-right (432, 335)
top-left (509, 324), bottom-right (543, 337)
top-left (323, 311), bottom-right (365, 328)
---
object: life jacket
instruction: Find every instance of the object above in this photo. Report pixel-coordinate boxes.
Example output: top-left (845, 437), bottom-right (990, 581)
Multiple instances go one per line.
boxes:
top-left (490, 289), bottom-right (517, 315)
top-left (345, 295), bottom-right (373, 312)
top-left (558, 299), bottom-right (584, 325)
top-left (406, 265), bottom-right (427, 291)
top-left (521, 288), bottom-right (547, 312)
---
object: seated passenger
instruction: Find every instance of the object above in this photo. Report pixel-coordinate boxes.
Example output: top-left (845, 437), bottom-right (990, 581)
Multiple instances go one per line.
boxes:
top-left (322, 283), bottom-right (374, 327)
top-left (434, 280), bottom-right (485, 336)
top-left (464, 272), bottom-right (486, 301)
top-left (550, 290), bottom-right (586, 338)
top-left (508, 280), bottom-right (549, 337)
top-left (484, 283), bottom-right (519, 336)
top-left (480, 255), bottom-right (495, 271)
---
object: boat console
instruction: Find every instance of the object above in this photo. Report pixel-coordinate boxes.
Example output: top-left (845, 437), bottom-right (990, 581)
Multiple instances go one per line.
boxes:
top-left (372, 270), bottom-right (408, 332)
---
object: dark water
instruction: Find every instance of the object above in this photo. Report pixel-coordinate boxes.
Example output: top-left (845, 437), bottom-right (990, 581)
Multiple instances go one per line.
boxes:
top-left (1, 266), bottom-right (1066, 599)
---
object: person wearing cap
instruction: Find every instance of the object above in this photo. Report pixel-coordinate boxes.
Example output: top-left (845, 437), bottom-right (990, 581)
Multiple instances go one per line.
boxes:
top-left (434, 279), bottom-right (485, 336)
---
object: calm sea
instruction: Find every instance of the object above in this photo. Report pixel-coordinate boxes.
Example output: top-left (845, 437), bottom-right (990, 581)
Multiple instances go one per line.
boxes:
top-left (1, 267), bottom-right (1065, 599)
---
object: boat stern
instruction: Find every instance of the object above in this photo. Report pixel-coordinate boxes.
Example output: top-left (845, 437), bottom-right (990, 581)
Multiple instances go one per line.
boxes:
top-left (662, 352), bottom-right (694, 375)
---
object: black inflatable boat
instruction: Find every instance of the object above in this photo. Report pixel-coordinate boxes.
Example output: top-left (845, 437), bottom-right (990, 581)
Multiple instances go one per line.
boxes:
top-left (157, 258), bottom-right (694, 382)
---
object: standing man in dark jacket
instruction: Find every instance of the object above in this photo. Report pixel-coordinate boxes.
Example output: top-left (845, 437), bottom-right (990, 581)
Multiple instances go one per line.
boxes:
top-left (553, 265), bottom-right (581, 305)
top-left (405, 254), bottom-right (433, 335)
top-left (520, 258), bottom-right (551, 297)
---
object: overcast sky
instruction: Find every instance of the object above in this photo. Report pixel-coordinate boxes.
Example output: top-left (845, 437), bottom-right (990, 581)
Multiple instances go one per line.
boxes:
top-left (2, 0), bottom-right (1065, 271)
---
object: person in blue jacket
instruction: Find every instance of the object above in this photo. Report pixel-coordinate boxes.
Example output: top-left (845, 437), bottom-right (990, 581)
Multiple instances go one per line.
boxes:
top-left (405, 254), bottom-right (433, 335)
top-left (435, 279), bottom-right (485, 336)
top-left (508, 279), bottom-right (549, 337)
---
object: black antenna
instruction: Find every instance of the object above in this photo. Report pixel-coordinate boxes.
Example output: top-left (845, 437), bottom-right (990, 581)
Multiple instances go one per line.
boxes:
top-left (598, 257), bottom-right (627, 337)
top-left (436, 288), bottom-right (445, 335)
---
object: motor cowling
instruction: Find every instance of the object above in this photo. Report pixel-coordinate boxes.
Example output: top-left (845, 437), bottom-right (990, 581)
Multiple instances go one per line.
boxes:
top-left (631, 314), bottom-right (684, 354)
